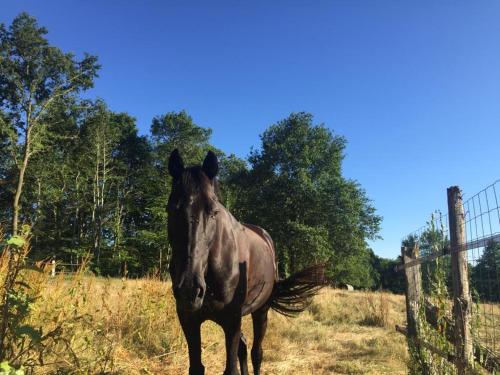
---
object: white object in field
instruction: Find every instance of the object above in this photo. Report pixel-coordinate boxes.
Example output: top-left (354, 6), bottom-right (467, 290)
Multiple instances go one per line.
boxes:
top-left (341, 283), bottom-right (354, 291)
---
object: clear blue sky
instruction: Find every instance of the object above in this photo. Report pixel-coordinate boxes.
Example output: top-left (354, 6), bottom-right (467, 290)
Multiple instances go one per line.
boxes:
top-left (2, 1), bottom-right (500, 259)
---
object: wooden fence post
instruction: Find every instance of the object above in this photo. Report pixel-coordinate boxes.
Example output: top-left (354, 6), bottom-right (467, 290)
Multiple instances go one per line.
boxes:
top-left (401, 244), bottom-right (432, 373)
top-left (447, 186), bottom-right (474, 374)
top-left (402, 245), bottom-right (422, 339)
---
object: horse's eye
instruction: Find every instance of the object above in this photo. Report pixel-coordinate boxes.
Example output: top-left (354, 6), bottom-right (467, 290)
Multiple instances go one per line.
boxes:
top-left (205, 200), bottom-right (218, 216)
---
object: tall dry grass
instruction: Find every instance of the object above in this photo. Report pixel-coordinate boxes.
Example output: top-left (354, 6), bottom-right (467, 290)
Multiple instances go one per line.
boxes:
top-left (3, 270), bottom-right (409, 374)
top-left (1, 230), bottom-right (408, 374)
top-left (0, 235), bottom-right (119, 373)
top-left (30, 282), bottom-right (411, 374)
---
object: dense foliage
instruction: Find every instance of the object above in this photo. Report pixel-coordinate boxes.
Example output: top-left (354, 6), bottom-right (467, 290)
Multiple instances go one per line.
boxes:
top-left (229, 113), bottom-right (381, 286)
top-left (402, 223), bottom-right (500, 302)
top-left (471, 241), bottom-right (500, 302)
top-left (0, 13), bottom-right (399, 289)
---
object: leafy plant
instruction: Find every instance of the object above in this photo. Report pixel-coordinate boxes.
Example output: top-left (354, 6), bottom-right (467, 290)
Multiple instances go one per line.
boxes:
top-left (0, 226), bottom-right (115, 374)
top-left (0, 225), bottom-right (39, 369)
top-left (404, 214), bottom-right (455, 375)
top-left (0, 361), bottom-right (24, 375)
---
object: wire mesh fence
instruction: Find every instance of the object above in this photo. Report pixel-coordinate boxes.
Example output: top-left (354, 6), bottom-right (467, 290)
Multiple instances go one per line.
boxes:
top-left (463, 181), bottom-right (500, 358)
top-left (400, 180), bottom-right (500, 373)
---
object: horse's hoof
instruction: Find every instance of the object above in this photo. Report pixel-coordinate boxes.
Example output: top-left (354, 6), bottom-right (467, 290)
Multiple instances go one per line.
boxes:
top-left (189, 365), bottom-right (205, 375)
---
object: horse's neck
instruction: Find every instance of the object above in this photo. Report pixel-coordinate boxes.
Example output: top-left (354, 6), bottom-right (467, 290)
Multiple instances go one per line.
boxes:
top-left (207, 205), bottom-right (243, 293)
top-left (218, 203), bottom-right (243, 232)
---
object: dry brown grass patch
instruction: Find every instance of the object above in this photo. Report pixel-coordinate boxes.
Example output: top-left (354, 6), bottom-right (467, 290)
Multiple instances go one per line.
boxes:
top-left (3, 263), bottom-right (409, 374)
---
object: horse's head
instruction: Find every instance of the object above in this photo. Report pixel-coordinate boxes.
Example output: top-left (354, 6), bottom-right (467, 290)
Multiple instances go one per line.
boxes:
top-left (167, 149), bottom-right (220, 312)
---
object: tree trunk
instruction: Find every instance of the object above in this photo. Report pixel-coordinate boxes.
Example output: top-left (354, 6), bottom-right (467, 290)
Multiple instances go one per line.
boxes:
top-left (92, 140), bottom-right (101, 262)
top-left (34, 178), bottom-right (42, 247)
top-left (12, 126), bottom-right (32, 236)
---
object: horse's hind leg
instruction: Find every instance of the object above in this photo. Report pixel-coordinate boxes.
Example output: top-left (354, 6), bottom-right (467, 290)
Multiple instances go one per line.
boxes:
top-left (238, 333), bottom-right (249, 375)
top-left (251, 307), bottom-right (269, 375)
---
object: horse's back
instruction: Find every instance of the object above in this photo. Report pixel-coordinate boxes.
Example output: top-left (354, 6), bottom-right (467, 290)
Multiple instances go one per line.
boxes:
top-left (242, 224), bottom-right (275, 258)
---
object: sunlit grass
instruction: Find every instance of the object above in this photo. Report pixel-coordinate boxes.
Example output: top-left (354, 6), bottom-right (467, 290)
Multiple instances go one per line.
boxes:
top-left (1, 232), bottom-right (408, 375)
top-left (29, 276), bottom-right (408, 374)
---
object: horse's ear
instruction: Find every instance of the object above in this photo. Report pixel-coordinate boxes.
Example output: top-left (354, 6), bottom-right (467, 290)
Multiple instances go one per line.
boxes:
top-left (202, 150), bottom-right (218, 179)
top-left (168, 149), bottom-right (184, 179)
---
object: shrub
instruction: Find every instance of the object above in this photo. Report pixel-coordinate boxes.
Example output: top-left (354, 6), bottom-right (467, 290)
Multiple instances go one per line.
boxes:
top-left (0, 227), bottom-right (115, 374)
top-left (360, 292), bottom-right (390, 328)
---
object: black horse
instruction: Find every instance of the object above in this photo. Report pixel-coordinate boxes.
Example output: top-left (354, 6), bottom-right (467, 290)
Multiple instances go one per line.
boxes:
top-left (167, 149), bottom-right (325, 375)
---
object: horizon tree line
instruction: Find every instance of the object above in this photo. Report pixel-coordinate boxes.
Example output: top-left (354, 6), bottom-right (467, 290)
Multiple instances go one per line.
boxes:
top-left (0, 12), bottom-right (418, 291)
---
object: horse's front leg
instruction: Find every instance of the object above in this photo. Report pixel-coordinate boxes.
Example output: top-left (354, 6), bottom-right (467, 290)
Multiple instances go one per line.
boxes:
top-left (178, 312), bottom-right (204, 375)
top-left (222, 313), bottom-right (242, 375)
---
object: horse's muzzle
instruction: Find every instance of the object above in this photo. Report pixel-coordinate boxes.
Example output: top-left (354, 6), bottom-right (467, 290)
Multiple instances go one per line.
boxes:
top-left (173, 274), bottom-right (206, 312)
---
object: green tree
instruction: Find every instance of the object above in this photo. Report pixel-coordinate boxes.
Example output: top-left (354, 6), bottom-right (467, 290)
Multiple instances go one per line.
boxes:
top-left (418, 216), bottom-right (451, 295)
top-left (74, 101), bottom-right (149, 274)
top-left (147, 111), bottom-right (219, 274)
top-left (101, 112), bottom-right (152, 276)
top-left (0, 111), bottom-right (16, 225)
top-left (20, 99), bottom-right (82, 259)
top-left (0, 12), bottom-right (99, 235)
top-left (13, 98), bottom-right (152, 275)
top-left (217, 153), bottom-right (248, 214)
top-left (151, 110), bottom-right (213, 166)
top-left (472, 242), bottom-right (500, 302)
top-left (370, 250), bottom-right (405, 293)
top-left (233, 112), bottom-right (381, 287)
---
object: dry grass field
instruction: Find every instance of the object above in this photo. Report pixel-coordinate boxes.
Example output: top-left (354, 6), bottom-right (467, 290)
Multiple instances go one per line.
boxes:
top-left (475, 301), bottom-right (500, 357)
top-left (12, 271), bottom-right (408, 375)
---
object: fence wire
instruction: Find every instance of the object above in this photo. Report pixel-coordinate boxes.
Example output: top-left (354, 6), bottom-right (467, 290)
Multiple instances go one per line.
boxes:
top-left (403, 180), bottom-right (500, 361)
top-left (463, 181), bottom-right (500, 357)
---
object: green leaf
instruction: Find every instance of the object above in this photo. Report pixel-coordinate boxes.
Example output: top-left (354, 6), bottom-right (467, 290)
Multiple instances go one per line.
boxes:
top-left (7, 236), bottom-right (25, 248)
top-left (0, 361), bottom-right (24, 375)
top-left (15, 325), bottom-right (42, 343)
top-left (0, 362), bottom-right (11, 371)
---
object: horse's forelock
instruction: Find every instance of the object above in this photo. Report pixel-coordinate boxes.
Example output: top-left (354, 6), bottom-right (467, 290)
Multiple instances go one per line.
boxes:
top-left (181, 166), bottom-right (221, 202)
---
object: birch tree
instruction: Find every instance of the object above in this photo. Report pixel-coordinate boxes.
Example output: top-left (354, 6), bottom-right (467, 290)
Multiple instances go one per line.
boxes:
top-left (0, 13), bottom-right (99, 235)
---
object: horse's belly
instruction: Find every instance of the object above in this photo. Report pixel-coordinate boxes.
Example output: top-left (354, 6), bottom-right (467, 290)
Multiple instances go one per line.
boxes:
top-left (240, 241), bottom-right (276, 315)
top-left (241, 282), bottom-right (273, 315)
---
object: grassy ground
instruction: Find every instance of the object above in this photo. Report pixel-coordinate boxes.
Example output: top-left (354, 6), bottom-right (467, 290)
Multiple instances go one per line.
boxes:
top-left (475, 301), bottom-right (500, 357)
top-left (22, 273), bottom-right (408, 374)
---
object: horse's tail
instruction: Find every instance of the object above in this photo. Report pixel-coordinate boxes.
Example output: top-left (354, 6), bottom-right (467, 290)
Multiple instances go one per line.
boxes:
top-left (268, 264), bottom-right (327, 317)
